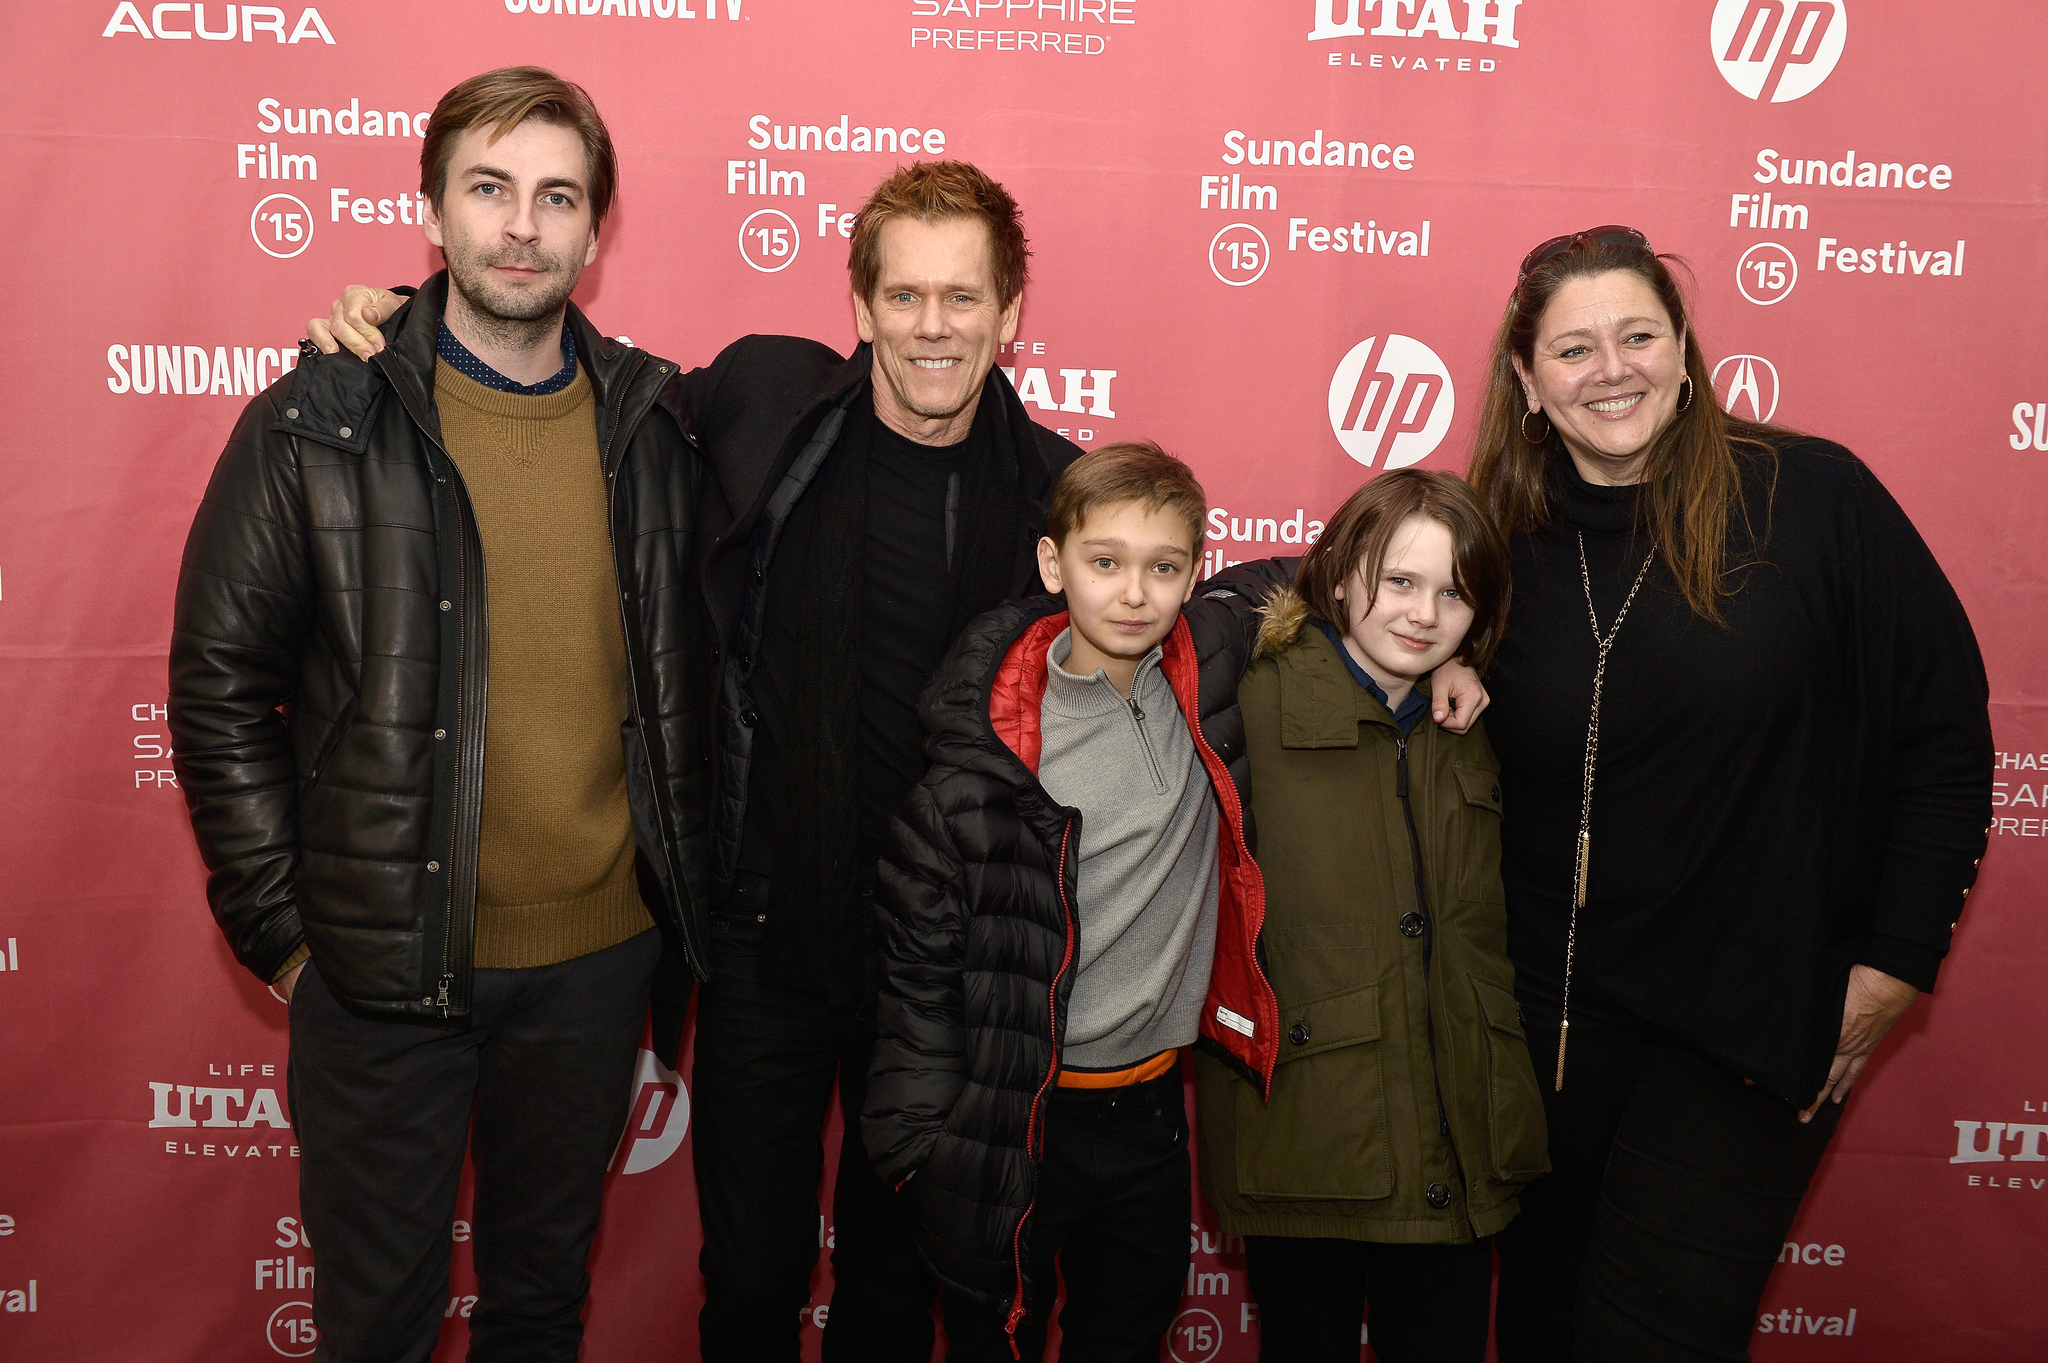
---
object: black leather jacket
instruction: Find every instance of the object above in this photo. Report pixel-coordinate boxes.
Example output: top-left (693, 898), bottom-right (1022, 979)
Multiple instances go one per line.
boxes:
top-left (170, 274), bottom-right (711, 1051)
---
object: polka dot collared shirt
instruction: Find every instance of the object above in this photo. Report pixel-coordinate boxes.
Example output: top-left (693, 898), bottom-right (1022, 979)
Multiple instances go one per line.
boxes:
top-left (436, 319), bottom-right (578, 395)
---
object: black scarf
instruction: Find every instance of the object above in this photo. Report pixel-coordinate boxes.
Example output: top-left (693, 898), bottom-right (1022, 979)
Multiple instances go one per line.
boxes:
top-left (765, 391), bottom-right (1025, 999)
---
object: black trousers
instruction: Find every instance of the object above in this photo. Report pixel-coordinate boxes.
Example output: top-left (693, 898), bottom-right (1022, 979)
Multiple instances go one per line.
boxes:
top-left (1243, 1235), bottom-right (1493, 1363)
top-left (689, 967), bottom-right (937, 1362)
top-left (1494, 1015), bottom-right (1844, 1363)
top-left (286, 928), bottom-right (661, 1363)
top-left (942, 1071), bottom-right (1192, 1363)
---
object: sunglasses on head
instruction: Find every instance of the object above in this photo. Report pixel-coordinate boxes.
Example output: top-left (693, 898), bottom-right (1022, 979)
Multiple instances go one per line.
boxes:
top-left (1518, 225), bottom-right (1651, 278)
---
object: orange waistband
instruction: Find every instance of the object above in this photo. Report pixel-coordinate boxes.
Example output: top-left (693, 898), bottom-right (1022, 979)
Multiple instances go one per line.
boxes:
top-left (1056, 1049), bottom-right (1180, 1089)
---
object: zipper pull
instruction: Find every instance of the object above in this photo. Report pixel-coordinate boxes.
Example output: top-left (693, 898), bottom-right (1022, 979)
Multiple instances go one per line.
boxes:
top-left (435, 973), bottom-right (454, 1015)
top-left (1394, 736), bottom-right (1409, 798)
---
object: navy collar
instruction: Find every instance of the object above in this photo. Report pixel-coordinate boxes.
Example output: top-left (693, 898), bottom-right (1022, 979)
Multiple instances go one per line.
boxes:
top-left (436, 318), bottom-right (577, 395)
top-left (1314, 619), bottom-right (1430, 734)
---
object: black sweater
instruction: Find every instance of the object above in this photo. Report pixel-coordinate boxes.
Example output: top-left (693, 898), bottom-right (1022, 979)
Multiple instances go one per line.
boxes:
top-left (1485, 438), bottom-right (1992, 1105)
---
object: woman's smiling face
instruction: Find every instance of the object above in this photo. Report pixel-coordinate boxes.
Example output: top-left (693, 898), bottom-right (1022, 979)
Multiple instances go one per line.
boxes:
top-left (1513, 269), bottom-right (1687, 485)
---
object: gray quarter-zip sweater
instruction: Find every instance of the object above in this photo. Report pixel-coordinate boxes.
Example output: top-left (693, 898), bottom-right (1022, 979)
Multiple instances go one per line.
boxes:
top-left (1039, 628), bottom-right (1222, 1071)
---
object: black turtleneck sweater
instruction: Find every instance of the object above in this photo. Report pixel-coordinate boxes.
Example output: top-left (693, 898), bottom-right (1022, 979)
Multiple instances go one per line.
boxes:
top-left (1483, 438), bottom-right (1992, 1105)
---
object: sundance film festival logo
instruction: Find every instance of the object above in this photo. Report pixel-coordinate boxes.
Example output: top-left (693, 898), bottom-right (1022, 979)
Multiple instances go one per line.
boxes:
top-left (1711, 0), bottom-right (1846, 103)
top-left (1713, 354), bottom-right (1780, 422)
top-left (610, 1049), bottom-right (689, 1175)
top-left (1327, 334), bottom-right (1454, 469)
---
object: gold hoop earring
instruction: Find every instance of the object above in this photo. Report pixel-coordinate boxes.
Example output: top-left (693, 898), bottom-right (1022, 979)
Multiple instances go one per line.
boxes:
top-left (1521, 409), bottom-right (1551, 444)
top-left (1677, 374), bottom-right (1694, 413)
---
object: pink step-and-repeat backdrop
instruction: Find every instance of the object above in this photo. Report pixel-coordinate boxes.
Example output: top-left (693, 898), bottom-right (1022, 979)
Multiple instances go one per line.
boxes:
top-left (3, 0), bottom-right (2044, 1358)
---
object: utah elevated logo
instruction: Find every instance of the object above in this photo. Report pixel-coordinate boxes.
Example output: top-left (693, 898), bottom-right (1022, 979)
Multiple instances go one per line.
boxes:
top-left (1326, 334), bottom-right (1455, 470)
top-left (1711, 0), bottom-right (1847, 103)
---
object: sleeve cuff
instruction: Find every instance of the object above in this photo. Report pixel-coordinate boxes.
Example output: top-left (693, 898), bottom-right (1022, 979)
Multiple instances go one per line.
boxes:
top-left (270, 944), bottom-right (311, 986)
top-left (1857, 934), bottom-right (1943, 995)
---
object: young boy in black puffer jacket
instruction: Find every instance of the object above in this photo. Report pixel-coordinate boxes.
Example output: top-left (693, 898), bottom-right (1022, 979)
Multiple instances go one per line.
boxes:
top-left (861, 442), bottom-right (1284, 1361)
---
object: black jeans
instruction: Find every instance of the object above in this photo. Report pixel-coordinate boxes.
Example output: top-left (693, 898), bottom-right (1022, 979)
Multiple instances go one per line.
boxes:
top-left (942, 1070), bottom-right (1192, 1363)
top-left (1494, 1014), bottom-right (1844, 1363)
top-left (286, 928), bottom-right (661, 1363)
top-left (690, 964), bottom-right (937, 1362)
top-left (1243, 1235), bottom-right (1493, 1363)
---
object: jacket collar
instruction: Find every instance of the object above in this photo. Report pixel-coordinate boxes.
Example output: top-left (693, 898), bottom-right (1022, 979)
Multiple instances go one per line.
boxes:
top-left (717, 344), bottom-right (1054, 569)
top-left (1043, 629), bottom-right (1168, 721)
top-left (1271, 626), bottom-right (1432, 749)
top-left (946, 604), bottom-right (1202, 781)
top-left (385, 271), bottom-right (648, 410)
top-left (277, 271), bottom-right (673, 464)
top-left (835, 344), bottom-right (1054, 491)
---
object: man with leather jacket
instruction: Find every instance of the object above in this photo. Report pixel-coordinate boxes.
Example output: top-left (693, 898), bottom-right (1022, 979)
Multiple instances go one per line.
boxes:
top-left (310, 160), bottom-right (1080, 1362)
top-left (169, 68), bottom-right (705, 1363)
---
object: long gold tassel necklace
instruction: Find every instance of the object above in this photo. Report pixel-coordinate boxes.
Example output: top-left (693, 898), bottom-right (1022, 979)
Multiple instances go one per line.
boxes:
top-left (1558, 530), bottom-right (1655, 1091)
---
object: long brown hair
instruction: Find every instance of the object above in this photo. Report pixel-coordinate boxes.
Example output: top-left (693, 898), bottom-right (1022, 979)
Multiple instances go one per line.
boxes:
top-left (1467, 240), bottom-right (1777, 623)
top-left (1297, 469), bottom-right (1512, 672)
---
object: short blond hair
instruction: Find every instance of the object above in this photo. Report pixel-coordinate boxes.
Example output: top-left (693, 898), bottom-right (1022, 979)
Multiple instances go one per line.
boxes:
top-left (1044, 442), bottom-right (1207, 553)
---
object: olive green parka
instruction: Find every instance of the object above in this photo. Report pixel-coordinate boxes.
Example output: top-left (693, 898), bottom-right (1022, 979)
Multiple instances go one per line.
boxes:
top-left (1195, 588), bottom-right (1548, 1243)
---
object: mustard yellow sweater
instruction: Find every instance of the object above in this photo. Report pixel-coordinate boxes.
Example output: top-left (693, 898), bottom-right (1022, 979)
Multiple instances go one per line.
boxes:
top-left (434, 358), bottom-right (650, 968)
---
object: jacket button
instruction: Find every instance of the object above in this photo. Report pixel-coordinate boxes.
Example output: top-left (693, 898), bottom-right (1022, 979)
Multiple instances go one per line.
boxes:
top-left (1288, 1023), bottom-right (1310, 1046)
top-left (1400, 912), bottom-right (1426, 938)
top-left (740, 709), bottom-right (759, 728)
top-left (338, 426), bottom-right (352, 438)
top-left (439, 600), bottom-right (452, 612)
top-left (433, 729), bottom-right (446, 740)
top-left (1425, 1182), bottom-right (1453, 1209)
top-left (285, 408), bottom-right (299, 419)
top-left (426, 861), bottom-right (440, 873)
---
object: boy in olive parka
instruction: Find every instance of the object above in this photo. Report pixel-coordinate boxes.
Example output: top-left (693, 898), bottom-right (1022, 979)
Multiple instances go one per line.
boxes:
top-left (1195, 471), bottom-right (1548, 1363)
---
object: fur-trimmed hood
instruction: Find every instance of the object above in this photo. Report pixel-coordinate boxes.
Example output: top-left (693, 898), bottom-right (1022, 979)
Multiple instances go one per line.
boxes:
top-left (1253, 584), bottom-right (1315, 660)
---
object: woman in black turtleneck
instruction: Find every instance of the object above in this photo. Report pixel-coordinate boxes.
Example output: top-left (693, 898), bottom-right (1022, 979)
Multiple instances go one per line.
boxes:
top-left (1467, 228), bottom-right (1992, 1363)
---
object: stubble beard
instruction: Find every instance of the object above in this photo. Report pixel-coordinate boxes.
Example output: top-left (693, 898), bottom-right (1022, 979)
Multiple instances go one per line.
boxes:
top-left (443, 233), bottom-right (582, 351)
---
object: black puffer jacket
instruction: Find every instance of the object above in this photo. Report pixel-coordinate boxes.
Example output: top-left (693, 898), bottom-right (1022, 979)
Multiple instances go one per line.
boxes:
top-left (170, 274), bottom-right (709, 1053)
top-left (863, 564), bottom-right (1286, 1324)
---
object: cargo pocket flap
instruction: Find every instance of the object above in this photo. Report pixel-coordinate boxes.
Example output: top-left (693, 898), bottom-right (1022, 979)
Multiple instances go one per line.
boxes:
top-left (1452, 764), bottom-right (1503, 814)
top-left (1277, 981), bottom-right (1380, 1063)
top-left (1471, 975), bottom-right (1525, 1040)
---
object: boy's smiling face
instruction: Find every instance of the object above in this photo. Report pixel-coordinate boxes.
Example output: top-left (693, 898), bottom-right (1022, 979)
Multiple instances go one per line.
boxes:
top-left (1036, 499), bottom-right (1201, 697)
top-left (1332, 513), bottom-right (1475, 709)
